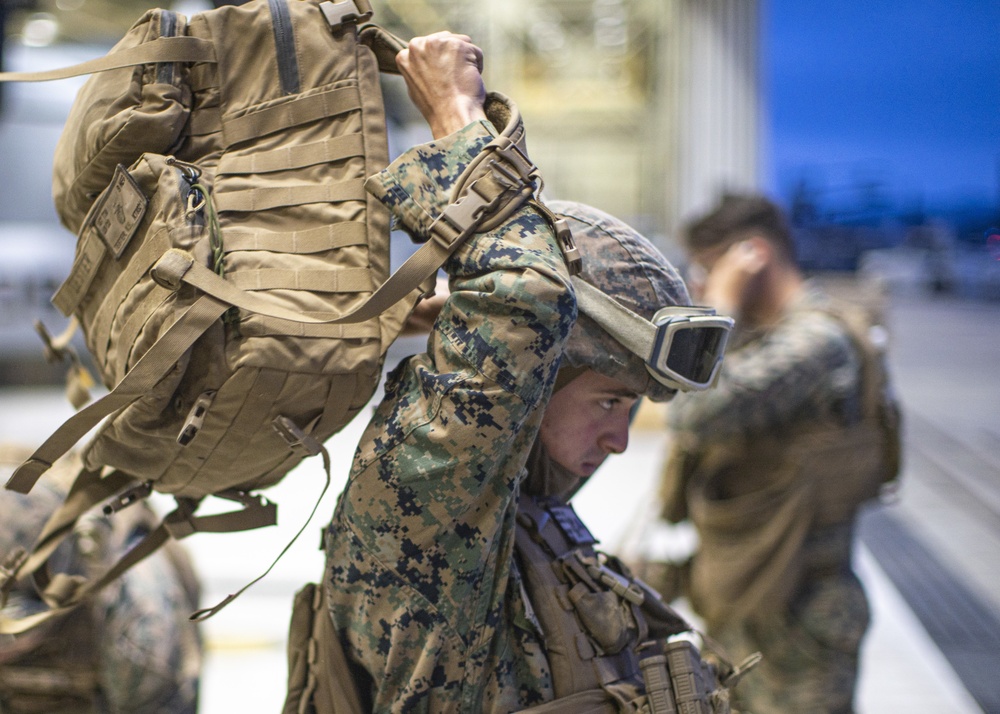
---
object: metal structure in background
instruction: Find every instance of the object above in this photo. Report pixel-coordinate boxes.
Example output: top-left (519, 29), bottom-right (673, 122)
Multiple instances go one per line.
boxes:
top-left (2, 0), bottom-right (761, 242)
top-left (376, 0), bottom-right (761, 247)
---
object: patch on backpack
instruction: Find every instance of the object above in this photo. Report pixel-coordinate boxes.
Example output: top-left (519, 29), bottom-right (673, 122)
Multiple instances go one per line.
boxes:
top-left (93, 165), bottom-right (147, 259)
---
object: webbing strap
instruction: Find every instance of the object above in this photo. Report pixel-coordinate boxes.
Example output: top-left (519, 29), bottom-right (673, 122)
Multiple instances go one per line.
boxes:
top-left (226, 267), bottom-right (371, 293)
top-left (0, 36), bottom-right (216, 83)
top-left (221, 222), bottom-right (367, 254)
top-left (162, 496), bottom-right (277, 539)
top-left (186, 105), bottom-right (222, 138)
top-left (571, 277), bottom-right (655, 360)
top-left (89, 227), bottom-right (172, 362)
top-left (238, 317), bottom-right (380, 339)
top-left (358, 23), bottom-right (406, 74)
top-left (217, 134), bottom-right (365, 175)
top-left (5, 295), bottom-right (229, 494)
top-left (214, 179), bottom-right (367, 212)
top-left (189, 418), bottom-right (332, 623)
top-left (222, 85), bottom-right (361, 146)
top-left (111, 285), bottom-right (172, 372)
top-left (154, 249), bottom-right (414, 326)
top-left (52, 226), bottom-right (107, 318)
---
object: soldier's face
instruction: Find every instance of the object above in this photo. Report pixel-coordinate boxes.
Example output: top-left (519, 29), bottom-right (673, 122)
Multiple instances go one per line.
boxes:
top-left (539, 369), bottom-right (639, 478)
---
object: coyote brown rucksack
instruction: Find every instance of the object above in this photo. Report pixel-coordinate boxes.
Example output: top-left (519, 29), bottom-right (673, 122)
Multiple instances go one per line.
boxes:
top-left (0, 0), bottom-right (551, 631)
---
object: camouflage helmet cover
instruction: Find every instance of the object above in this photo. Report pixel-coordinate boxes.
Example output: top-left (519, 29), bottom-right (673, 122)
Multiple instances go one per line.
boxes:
top-left (548, 200), bottom-right (691, 402)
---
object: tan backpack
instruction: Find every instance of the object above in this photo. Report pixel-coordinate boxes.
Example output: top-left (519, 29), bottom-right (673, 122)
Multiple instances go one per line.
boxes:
top-left (0, 0), bottom-right (550, 631)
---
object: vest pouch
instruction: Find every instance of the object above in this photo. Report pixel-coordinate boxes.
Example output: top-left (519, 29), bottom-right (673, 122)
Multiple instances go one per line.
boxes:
top-left (283, 582), bottom-right (365, 714)
top-left (794, 421), bottom-right (887, 526)
top-left (567, 584), bottom-right (632, 655)
top-left (686, 446), bottom-right (814, 628)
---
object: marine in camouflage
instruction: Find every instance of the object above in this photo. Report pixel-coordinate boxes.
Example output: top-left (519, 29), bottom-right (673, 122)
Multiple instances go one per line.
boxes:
top-left (324, 119), bottom-right (575, 713)
top-left (667, 288), bottom-right (863, 440)
top-left (665, 287), bottom-right (871, 714)
top-left (0, 454), bottom-right (202, 714)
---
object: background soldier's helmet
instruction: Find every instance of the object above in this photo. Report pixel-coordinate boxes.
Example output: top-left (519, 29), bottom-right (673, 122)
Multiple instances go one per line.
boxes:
top-left (548, 200), bottom-right (691, 402)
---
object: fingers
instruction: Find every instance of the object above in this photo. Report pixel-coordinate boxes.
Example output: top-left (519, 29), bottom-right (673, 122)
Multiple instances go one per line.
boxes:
top-left (396, 32), bottom-right (482, 80)
top-left (395, 32), bottom-right (487, 139)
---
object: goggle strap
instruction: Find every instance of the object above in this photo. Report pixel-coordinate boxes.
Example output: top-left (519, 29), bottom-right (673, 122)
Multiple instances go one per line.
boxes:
top-left (571, 277), bottom-right (656, 361)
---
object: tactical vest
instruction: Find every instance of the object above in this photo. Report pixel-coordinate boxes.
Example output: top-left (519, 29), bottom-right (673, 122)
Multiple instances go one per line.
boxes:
top-left (661, 300), bottom-right (902, 629)
top-left (280, 497), bottom-right (750, 714)
top-left (513, 495), bottom-right (733, 714)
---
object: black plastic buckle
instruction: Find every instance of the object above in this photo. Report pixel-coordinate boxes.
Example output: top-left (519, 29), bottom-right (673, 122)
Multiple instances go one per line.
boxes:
top-left (103, 481), bottom-right (153, 515)
top-left (177, 390), bottom-right (216, 446)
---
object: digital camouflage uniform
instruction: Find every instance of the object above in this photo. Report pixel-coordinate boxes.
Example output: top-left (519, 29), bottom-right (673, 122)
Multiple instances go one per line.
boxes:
top-left (324, 119), bottom-right (575, 713)
top-left (0, 455), bottom-right (202, 714)
top-left (663, 287), bottom-right (871, 714)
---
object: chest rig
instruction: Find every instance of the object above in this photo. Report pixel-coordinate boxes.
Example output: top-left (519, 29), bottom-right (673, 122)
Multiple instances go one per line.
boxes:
top-left (514, 495), bottom-right (732, 714)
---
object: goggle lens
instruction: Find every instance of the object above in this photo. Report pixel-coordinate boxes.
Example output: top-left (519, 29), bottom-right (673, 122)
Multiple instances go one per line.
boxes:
top-left (664, 324), bottom-right (729, 385)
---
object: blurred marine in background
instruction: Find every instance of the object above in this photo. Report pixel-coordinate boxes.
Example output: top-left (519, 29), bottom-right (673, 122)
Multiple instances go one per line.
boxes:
top-left (0, 450), bottom-right (203, 714)
top-left (651, 194), bottom-right (901, 713)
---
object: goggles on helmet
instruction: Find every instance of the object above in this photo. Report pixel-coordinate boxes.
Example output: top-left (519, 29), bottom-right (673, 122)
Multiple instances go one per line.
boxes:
top-left (571, 277), bottom-right (734, 392)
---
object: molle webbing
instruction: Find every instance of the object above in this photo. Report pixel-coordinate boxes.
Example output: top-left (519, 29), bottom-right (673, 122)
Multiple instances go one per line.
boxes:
top-left (0, 0), bottom-right (553, 637)
top-left (514, 496), bottom-right (726, 713)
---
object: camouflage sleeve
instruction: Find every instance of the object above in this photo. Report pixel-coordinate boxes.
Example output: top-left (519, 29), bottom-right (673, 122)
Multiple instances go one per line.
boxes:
top-left (326, 121), bottom-right (575, 710)
top-left (365, 118), bottom-right (498, 243)
top-left (667, 309), bottom-right (861, 440)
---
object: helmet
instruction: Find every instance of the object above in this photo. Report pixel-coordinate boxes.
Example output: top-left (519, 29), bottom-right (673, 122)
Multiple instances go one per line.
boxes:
top-left (550, 201), bottom-right (733, 400)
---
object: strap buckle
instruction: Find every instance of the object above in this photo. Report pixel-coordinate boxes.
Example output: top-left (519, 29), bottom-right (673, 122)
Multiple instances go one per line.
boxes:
top-left (177, 390), bottom-right (217, 446)
top-left (577, 552), bottom-right (645, 606)
top-left (103, 481), bottom-right (153, 515)
top-left (553, 218), bottom-right (582, 275)
top-left (487, 135), bottom-right (537, 185)
top-left (426, 177), bottom-right (504, 249)
top-left (273, 415), bottom-right (323, 457)
top-left (320, 0), bottom-right (373, 27)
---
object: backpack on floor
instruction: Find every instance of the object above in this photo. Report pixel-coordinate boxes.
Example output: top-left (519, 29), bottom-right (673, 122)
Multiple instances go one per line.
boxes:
top-left (0, 0), bottom-right (547, 631)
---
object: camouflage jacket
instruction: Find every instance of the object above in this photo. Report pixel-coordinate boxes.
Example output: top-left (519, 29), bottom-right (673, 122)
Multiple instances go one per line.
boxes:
top-left (667, 285), bottom-right (863, 442)
top-left (323, 121), bottom-right (576, 712)
top-left (662, 287), bottom-right (870, 625)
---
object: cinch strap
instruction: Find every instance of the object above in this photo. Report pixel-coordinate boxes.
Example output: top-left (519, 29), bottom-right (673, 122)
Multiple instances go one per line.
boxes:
top-left (0, 36), bottom-right (216, 82)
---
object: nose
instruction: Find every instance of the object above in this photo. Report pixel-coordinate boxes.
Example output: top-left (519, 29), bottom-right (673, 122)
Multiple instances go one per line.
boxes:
top-left (600, 413), bottom-right (630, 456)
